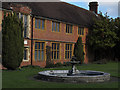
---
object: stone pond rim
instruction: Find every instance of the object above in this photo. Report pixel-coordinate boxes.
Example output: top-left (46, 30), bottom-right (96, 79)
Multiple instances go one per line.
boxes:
top-left (37, 70), bottom-right (110, 83)
top-left (37, 58), bottom-right (110, 83)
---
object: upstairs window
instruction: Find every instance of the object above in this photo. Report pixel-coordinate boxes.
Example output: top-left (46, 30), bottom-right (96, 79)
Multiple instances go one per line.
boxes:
top-left (35, 18), bottom-right (45, 30)
top-left (24, 15), bottom-right (27, 26)
top-left (24, 15), bottom-right (27, 38)
top-left (66, 24), bottom-right (72, 33)
top-left (52, 21), bottom-right (60, 32)
top-left (78, 27), bottom-right (84, 35)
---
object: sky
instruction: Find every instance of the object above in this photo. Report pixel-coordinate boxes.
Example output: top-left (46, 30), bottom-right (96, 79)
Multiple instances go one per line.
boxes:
top-left (60, 0), bottom-right (120, 19)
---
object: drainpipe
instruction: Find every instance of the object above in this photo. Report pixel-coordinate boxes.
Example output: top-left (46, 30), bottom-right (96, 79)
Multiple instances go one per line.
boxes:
top-left (31, 15), bottom-right (34, 66)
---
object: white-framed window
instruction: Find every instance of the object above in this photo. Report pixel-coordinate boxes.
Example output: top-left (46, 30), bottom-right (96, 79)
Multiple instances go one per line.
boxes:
top-left (23, 47), bottom-right (29, 61)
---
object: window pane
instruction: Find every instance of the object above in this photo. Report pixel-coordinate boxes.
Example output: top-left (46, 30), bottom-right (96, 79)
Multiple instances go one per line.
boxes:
top-left (70, 51), bottom-right (72, 58)
top-left (35, 19), bottom-right (37, 28)
top-left (52, 43), bottom-right (54, 50)
top-left (65, 51), bottom-right (67, 59)
top-left (68, 26), bottom-right (69, 33)
top-left (41, 50), bottom-right (44, 60)
top-left (35, 50), bottom-right (37, 61)
top-left (68, 51), bottom-right (69, 58)
top-left (57, 23), bottom-right (59, 32)
top-left (66, 25), bottom-right (68, 33)
top-left (52, 22), bottom-right (54, 31)
top-left (42, 20), bottom-right (44, 30)
top-left (24, 27), bottom-right (27, 38)
top-left (67, 44), bottom-right (70, 50)
top-left (35, 43), bottom-right (37, 49)
top-left (57, 43), bottom-right (59, 50)
top-left (24, 49), bottom-right (27, 60)
top-left (54, 43), bottom-right (56, 49)
top-left (70, 44), bottom-right (72, 50)
top-left (38, 43), bottom-right (40, 49)
top-left (24, 15), bottom-right (27, 26)
top-left (70, 25), bottom-right (72, 33)
top-left (54, 22), bottom-right (56, 31)
top-left (38, 50), bottom-right (40, 61)
top-left (57, 51), bottom-right (59, 59)
top-left (54, 51), bottom-right (56, 59)
top-left (42, 43), bottom-right (44, 49)
top-left (66, 44), bottom-right (67, 50)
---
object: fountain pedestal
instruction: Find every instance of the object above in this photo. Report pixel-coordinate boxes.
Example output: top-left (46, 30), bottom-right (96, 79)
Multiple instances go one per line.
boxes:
top-left (67, 61), bottom-right (80, 76)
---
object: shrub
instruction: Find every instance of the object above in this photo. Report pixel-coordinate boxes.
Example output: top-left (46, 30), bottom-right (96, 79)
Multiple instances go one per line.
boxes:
top-left (73, 37), bottom-right (84, 64)
top-left (54, 62), bottom-right (62, 67)
top-left (2, 13), bottom-right (24, 70)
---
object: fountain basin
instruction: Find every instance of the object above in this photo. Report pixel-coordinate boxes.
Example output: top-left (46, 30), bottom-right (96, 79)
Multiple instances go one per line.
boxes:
top-left (38, 70), bottom-right (110, 83)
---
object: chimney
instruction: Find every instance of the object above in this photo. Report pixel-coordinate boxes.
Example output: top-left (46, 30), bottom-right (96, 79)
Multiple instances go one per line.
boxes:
top-left (89, 2), bottom-right (98, 14)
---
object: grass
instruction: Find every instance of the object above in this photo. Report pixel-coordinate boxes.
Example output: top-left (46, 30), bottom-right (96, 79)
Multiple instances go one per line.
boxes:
top-left (2, 61), bottom-right (120, 88)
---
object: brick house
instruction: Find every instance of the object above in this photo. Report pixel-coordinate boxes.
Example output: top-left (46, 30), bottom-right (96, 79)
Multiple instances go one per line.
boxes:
top-left (1, 2), bottom-right (98, 68)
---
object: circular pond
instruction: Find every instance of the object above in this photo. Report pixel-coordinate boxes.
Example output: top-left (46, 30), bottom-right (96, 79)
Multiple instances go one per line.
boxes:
top-left (37, 70), bottom-right (110, 83)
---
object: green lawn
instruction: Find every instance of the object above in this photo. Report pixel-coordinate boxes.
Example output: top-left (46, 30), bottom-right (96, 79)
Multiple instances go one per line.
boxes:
top-left (2, 61), bottom-right (120, 88)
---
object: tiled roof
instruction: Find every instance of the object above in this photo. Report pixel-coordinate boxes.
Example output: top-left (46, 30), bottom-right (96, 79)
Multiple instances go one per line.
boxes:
top-left (2, 2), bottom-right (98, 27)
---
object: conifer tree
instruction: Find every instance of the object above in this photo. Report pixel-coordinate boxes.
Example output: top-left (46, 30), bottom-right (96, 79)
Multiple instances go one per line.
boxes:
top-left (2, 12), bottom-right (24, 70)
top-left (73, 36), bottom-right (84, 64)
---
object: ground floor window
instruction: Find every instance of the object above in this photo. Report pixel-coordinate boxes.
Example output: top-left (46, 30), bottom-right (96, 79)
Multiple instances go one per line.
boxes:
top-left (35, 42), bottom-right (45, 61)
top-left (65, 44), bottom-right (72, 59)
top-left (24, 48), bottom-right (29, 61)
top-left (52, 43), bottom-right (60, 60)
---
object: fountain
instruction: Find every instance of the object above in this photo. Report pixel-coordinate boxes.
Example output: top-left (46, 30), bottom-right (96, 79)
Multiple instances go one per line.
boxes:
top-left (37, 56), bottom-right (110, 83)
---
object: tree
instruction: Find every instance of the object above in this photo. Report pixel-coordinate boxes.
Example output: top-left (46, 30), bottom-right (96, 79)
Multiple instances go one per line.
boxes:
top-left (73, 36), bottom-right (84, 64)
top-left (87, 12), bottom-right (118, 60)
top-left (2, 12), bottom-right (24, 70)
top-left (113, 17), bottom-right (120, 60)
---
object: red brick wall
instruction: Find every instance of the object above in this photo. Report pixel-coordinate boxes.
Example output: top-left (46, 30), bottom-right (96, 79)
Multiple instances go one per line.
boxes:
top-left (32, 18), bottom-right (89, 67)
top-left (1, 6), bottom-right (89, 68)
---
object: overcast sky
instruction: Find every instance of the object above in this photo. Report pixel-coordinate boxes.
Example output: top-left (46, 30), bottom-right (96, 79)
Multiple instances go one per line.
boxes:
top-left (61, 0), bottom-right (120, 19)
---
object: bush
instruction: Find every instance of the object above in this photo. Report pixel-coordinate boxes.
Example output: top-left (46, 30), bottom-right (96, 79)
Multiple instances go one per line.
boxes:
top-left (2, 13), bottom-right (24, 70)
top-left (54, 62), bottom-right (62, 67)
top-left (73, 37), bottom-right (84, 64)
top-left (45, 62), bottom-right (63, 68)
top-left (63, 62), bottom-right (71, 66)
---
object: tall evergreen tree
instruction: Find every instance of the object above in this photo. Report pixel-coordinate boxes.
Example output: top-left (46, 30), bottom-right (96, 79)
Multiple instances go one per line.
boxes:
top-left (2, 12), bottom-right (24, 70)
top-left (73, 36), bottom-right (84, 64)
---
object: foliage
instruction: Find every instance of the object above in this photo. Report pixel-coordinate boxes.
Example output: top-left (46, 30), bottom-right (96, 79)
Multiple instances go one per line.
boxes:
top-left (46, 46), bottom-right (53, 67)
top-left (2, 12), bottom-right (24, 70)
top-left (73, 36), bottom-right (84, 64)
top-left (87, 12), bottom-right (119, 60)
top-left (88, 12), bottom-right (118, 50)
top-left (113, 17), bottom-right (120, 60)
top-left (45, 62), bottom-right (63, 68)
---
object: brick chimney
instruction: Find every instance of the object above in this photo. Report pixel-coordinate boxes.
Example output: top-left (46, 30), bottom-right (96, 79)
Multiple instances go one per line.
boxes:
top-left (89, 2), bottom-right (98, 14)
